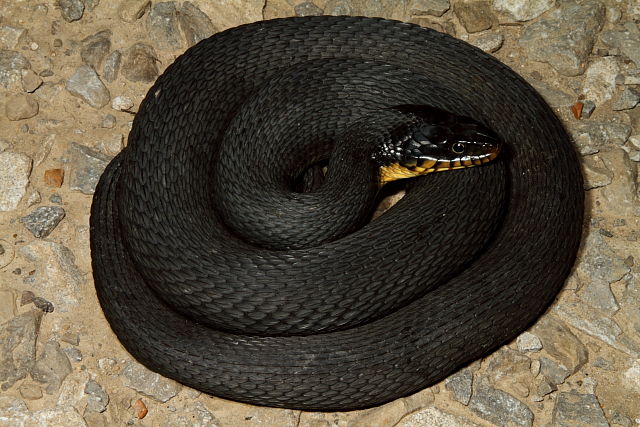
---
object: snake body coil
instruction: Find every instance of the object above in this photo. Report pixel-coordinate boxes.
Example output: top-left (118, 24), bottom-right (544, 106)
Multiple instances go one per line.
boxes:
top-left (90, 16), bottom-right (583, 410)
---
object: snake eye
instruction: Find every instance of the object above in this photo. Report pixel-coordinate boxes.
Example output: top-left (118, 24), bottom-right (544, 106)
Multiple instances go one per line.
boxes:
top-left (451, 142), bottom-right (465, 154)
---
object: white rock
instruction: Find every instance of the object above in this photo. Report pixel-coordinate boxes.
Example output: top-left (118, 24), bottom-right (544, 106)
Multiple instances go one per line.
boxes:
top-left (582, 57), bottom-right (620, 104)
top-left (111, 95), bottom-right (133, 111)
top-left (624, 360), bottom-right (640, 394)
top-left (494, 0), bottom-right (555, 21)
top-left (516, 331), bottom-right (543, 352)
top-left (0, 151), bottom-right (32, 211)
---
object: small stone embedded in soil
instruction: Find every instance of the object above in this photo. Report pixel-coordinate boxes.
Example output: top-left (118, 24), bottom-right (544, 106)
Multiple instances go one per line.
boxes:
top-left (397, 406), bottom-right (480, 426)
top-left (112, 96), bottom-right (134, 111)
top-left (121, 361), bottom-right (182, 402)
top-left (101, 113), bottom-right (116, 128)
top-left (470, 32), bottom-right (504, 53)
top-left (66, 65), bottom-right (111, 109)
top-left (122, 43), bottom-right (159, 83)
top-left (66, 142), bottom-right (112, 194)
top-left (455, 0), bottom-right (494, 33)
top-left (531, 316), bottom-right (588, 376)
top-left (20, 206), bottom-right (65, 238)
top-left (63, 347), bottom-right (82, 362)
top-left (21, 69), bottom-right (42, 92)
top-left (0, 151), bottom-right (32, 212)
top-left (600, 29), bottom-right (640, 68)
top-left (31, 341), bottom-right (73, 394)
top-left (44, 168), bottom-right (64, 187)
top-left (178, 2), bottom-right (216, 46)
top-left (0, 25), bottom-right (27, 50)
top-left (147, 2), bottom-right (183, 51)
top-left (85, 379), bottom-right (109, 413)
top-left (517, 331), bottom-right (542, 352)
top-left (0, 50), bottom-right (31, 89)
top-left (445, 367), bottom-right (473, 405)
top-left (612, 87), bottom-right (640, 111)
top-left (80, 29), bottom-right (112, 70)
top-left (582, 57), bottom-right (619, 104)
top-left (49, 193), bottom-right (63, 204)
top-left (19, 382), bottom-right (43, 400)
top-left (6, 93), bottom-right (39, 120)
top-left (134, 398), bottom-right (148, 419)
top-left (551, 390), bottom-right (609, 427)
top-left (569, 121), bottom-right (631, 155)
top-left (295, 2), bottom-right (324, 16)
top-left (469, 381), bottom-right (533, 427)
top-left (493, 0), bottom-right (554, 21)
top-left (0, 310), bottom-right (43, 391)
top-left (539, 356), bottom-right (570, 385)
top-left (119, 0), bottom-right (152, 23)
top-left (408, 0), bottom-right (451, 17)
top-left (32, 297), bottom-right (55, 313)
top-left (0, 288), bottom-right (17, 322)
top-left (58, 0), bottom-right (85, 22)
top-left (103, 50), bottom-right (121, 82)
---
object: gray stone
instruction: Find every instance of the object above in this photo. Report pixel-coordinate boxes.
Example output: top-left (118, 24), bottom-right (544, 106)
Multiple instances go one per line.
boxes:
top-left (294, 2), bottom-right (324, 16)
top-left (20, 206), bottom-right (66, 238)
top-left (469, 381), bottom-right (533, 427)
top-left (470, 32), bottom-right (504, 53)
top-left (63, 347), bottom-right (82, 362)
top-left (581, 100), bottom-right (596, 118)
top-left (601, 27), bottom-right (640, 68)
top-left (178, 2), bottom-right (215, 47)
top-left (324, 0), bottom-right (353, 15)
top-left (17, 241), bottom-right (84, 312)
top-left (569, 121), bottom-right (632, 155)
top-left (121, 361), bottom-right (182, 402)
top-left (455, 0), bottom-right (494, 33)
top-left (597, 148), bottom-right (639, 216)
top-left (101, 113), bottom-right (116, 128)
top-left (0, 50), bottom-right (31, 88)
top-left (0, 26), bottom-right (27, 50)
top-left (613, 87), bottom-right (640, 111)
top-left (493, 0), bottom-right (554, 21)
top-left (519, 0), bottom-right (606, 76)
top-left (35, 81), bottom-right (65, 102)
top-left (147, 2), bottom-right (183, 51)
top-left (445, 367), bottom-right (473, 405)
top-left (0, 151), bottom-right (32, 212)
top-left (85, 0), bottom-right (100, 10)
top-left (111, 96), bottom-right (133, 111)
top-left (66, 142), bottom-right (112, 194)
top-left (396, 407), bottom-right (480, 427)
top-left (85, 379), bottom-right (109, 413)
top-left (531, 316), bottom-right (588, 376)
top-left (102, 50), bottom-right (121, 82)
top-left (5, 94), bottom-right (39, 120)
top-left (31, 341), bottom-right (73, 394)
top-left (624, 360), bottom-right (640, 394)
top-left (525, 78), bottom-right (575, 108)
top-left (0, 397), bottom-right (87, 426)
top-left (532, 378), bottom-right (557, 401)
top-left (97, 133), bottom-right (124, 155)
top-left (34, 133), bottom-right (56, 167)
top-left (409, 0), bottom-right (450, 16)
top-left (66, 65), bottom-right (110, 109)
top-left (122, 43), bottom-right (159, 83)
top-left (80, 30), bottom-right (112, 70)
top-left (160, 401), bottom-right (220, 427)
top-left (485, 348), bottom-right (531, 398)
top-left (582, 56), bottom-right (619, 104)
top-left (551, 391), bottom-right (608, 427)
top-left (0, 310), bottom-right (43, 391)
top-left (516, 331), bottom-right (542, 352)
top-left (539, 356), bottom-right (570, 385)
top-left (118, 0), bottom-right (151, 23)
top-left (58, 0), bottom-right (85, 22)
top-left (21, 69), bottom-right (42, 92)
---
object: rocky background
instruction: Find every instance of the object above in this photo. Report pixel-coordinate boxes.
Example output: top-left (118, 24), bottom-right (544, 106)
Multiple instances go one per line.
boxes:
top-left (0, 0), bottom-right (639, 426)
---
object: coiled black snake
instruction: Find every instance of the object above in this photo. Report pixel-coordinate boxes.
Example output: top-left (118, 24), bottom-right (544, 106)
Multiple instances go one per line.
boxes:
top-left (90, 16), bottom-right (584, 410)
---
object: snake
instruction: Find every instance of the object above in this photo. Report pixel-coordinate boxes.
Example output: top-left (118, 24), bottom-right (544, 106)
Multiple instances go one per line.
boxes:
top-left (90, 16), bottom-right (584, 410)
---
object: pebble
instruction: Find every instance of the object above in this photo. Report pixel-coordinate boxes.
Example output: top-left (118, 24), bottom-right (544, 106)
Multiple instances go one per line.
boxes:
top-left (0, 25), bottom-right (27, 50)
top-left (80, 29), bottom-right (112, 70)
top-left (600, 27), bottom-right (640, 68)
top-left (0, 49), bottom-right (31, 89)
top-left (569, 121), bottom-right (631, 155)
top-left (582, 56), bottom-right (620, 104)
top-left (97, 133), bottom-right (124, 155)
top-left (408, 0), bottom-right (450, 17)
top-left (623, 360), bottom-right (640, 394)
top-left (519, 0), bottom-right (606, 76)
top-left (0, 151), bottom-right (32, 212)
top-left (147, 2), bottom-right (183, 51)
top-left (516, 331), bottom-right (542, 352)
top-left (525, 78), bottom-right (575, 108)
top-left (581, 100), bottom-right (596, 118)
top-left (551, 391), bottom-right (609, 427)
top-left (122, 43), bottom-right (159, 83)
top-left (49, 193), bottom-right (63, 204)
top-left (468, 381), bottom-right (534, 427)
top-left (17, 241), bottom-right (83, 311)
top-left (178, 2), bottom-right (216, 46)
top-left (66, 65), bottom-right (111, 109)
top-left (470, 32), bottom-right (504, 53)
top-left (486, 348), bottom-right (532, 397)
top-left (111, 95), bottom-right (134, 111)
top-left (0, 310), bottom-right (43, 391)
top-left (5, 93), bottom-right (39, 120)
top-left (134, 398), bottom-right (148, 419)
top-left (324, 0), bottom-right (353, 15)
top-left (21, 69), bottom-right (43, 93)
top-left (612, 87), bottom-right (640, 111)
top-left (444, 367), bottom-right (473, 405)
top-left (493, 0), bottom-right (554, 22)
top-left (31, 341), bottom-right (73, 394)
top-left (35, 81), bottom-right (65, 102)
top-left (539, 356), bottom-right (570, 385)
top-left (454, 0), bottom-right (494, 33)
top-left (118, 0), bottom-right (151, 23)
top-left (44, 168), bottom-right (64, 187)
top-left (102, 50), bottom-right (121, 82)
top-left (58, 0), bottom-right (85, 22)
top-left (531, 316), bottom-right (588, 376)
top-left (121, 361), bottom-right (182, 402)
top-left (294, 2), bottom-right (324, 16)
top-left (397, 406), bottom-right (479, 426)
top-left (63, 347), bottom-right (83, 362)
top-left (20, 205), bottom-right (66, 238)
top-left (101, 113), bottom-right (116, 128)
top-left (19, 382), bottom-right (43, 400)
top-left (0, 397), bottom-right (87, 427)
top-left (0, 287), bottom-right (17, 322)
top-left (85, 379), bottom-right (110, 413)
top-left (65, 142), bottom-right (112, 194)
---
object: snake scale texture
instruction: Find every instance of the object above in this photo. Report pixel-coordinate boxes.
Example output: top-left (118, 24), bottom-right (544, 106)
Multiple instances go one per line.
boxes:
top-left (90, 16), bottom-right (584, 410)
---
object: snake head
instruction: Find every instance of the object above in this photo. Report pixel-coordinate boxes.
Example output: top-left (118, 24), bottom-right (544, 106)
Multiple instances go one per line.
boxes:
top-left (374, 105), bottom-right (502, 185)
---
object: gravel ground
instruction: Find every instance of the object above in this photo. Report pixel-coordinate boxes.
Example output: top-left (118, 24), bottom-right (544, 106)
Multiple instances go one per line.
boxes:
top-left (1, 0), bottom-right (639, 426)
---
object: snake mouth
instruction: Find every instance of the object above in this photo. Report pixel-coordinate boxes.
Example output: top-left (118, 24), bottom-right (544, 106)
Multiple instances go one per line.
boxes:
top-left (378, 149), bottom-right (501, 185)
